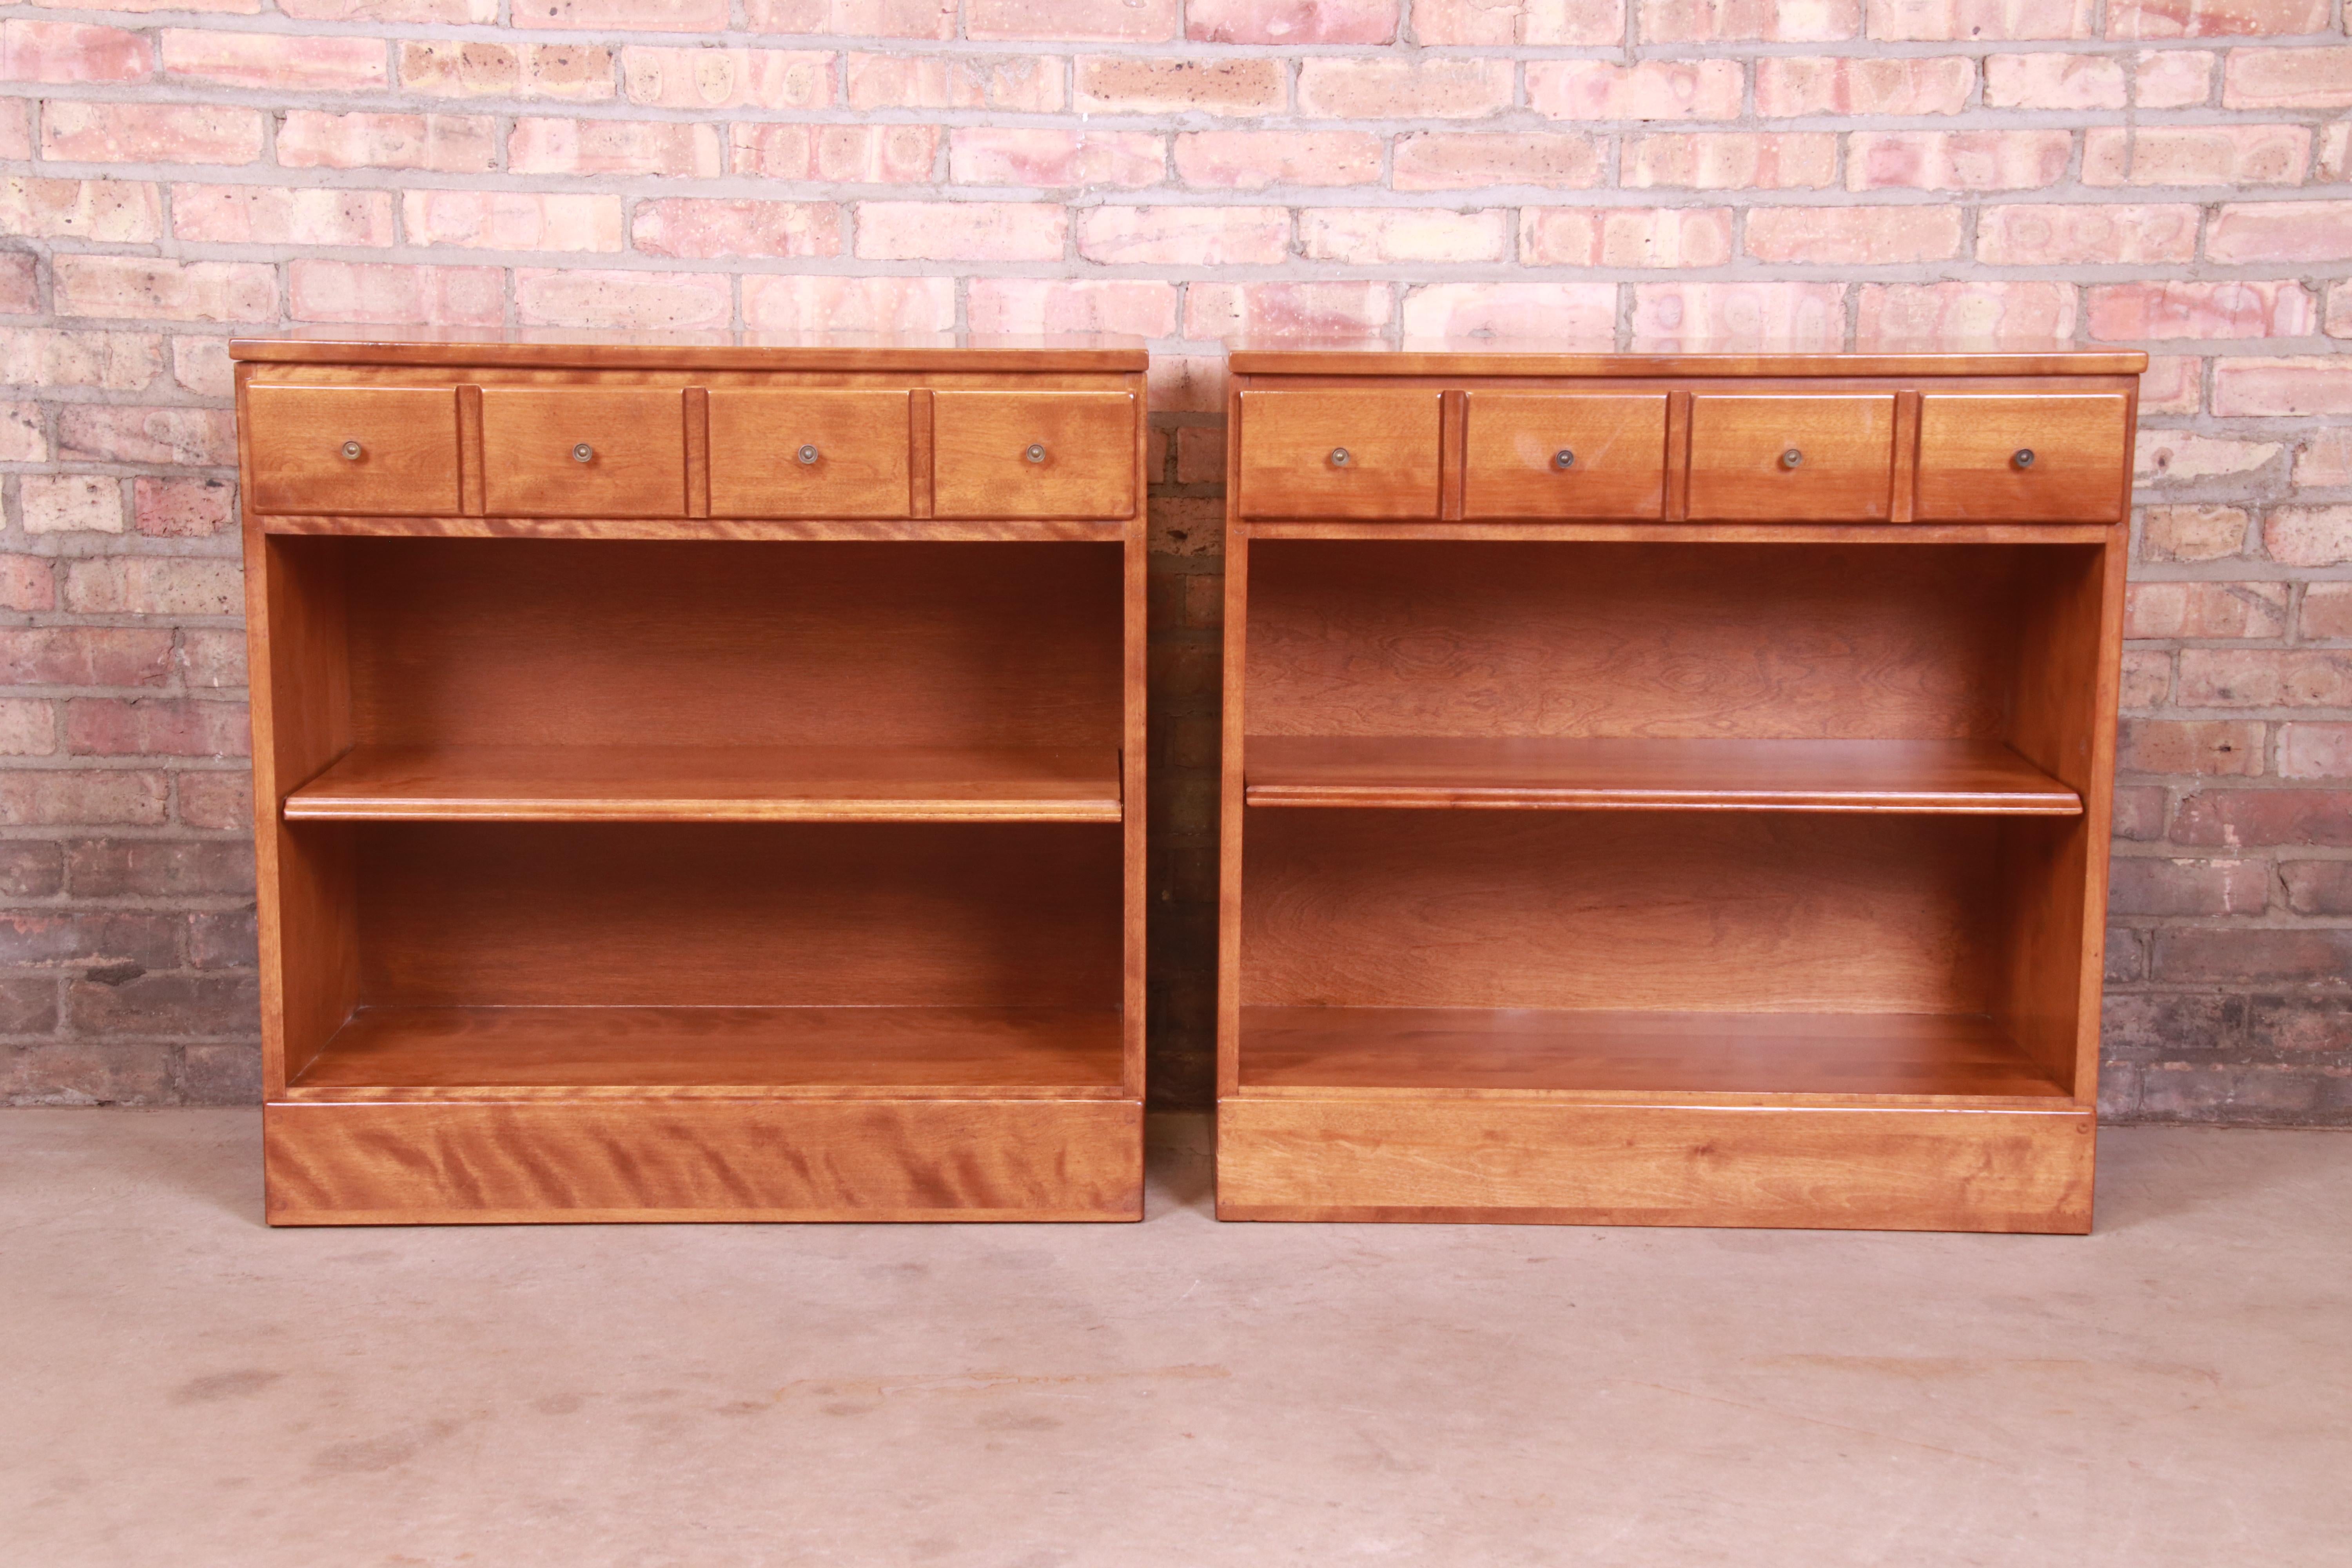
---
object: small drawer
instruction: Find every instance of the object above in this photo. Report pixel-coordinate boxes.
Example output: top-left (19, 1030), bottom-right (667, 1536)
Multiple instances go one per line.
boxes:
top-left (1463, 392), bottom-right (1668, 520)
top-left (1688, 394), bottom-right (1896, 522)
top-left (1915, 394), bottom-right (2129, 522)
top-left (480, 387), bottom-right (687, 518)
top-left (1238, 389), bottom-right (1441, 520)
top-left (933, 391), bottom-right (1135, 519)
top-left (707, 390), bottom-right (911, 518)
top-left (246, 385), bottom-right (461, 515)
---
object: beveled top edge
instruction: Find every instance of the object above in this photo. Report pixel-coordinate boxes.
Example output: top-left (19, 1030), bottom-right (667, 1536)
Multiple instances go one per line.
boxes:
top-left (229, 327), bottom-right (1149, 371)
top-left (1228, 337), bottom-right (2149, 377)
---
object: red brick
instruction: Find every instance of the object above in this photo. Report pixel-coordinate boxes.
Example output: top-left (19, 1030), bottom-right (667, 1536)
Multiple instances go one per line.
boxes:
top-left (1175, 428), bottom-right (1225, 485)
top-left (630, 199), bottom-right (841, 260)
top-left (69, 973), bottom-right (260, 1038)
top-left (2136, 48), bottom-right (2216, 106)
top-left (2282, 861), bottom-right (2352, 916)
top-left (1976, 203), bottom-right (2200, 264)
top-left (403, 191), bottom-right (624, 252)
top-left (1296, 58), bottom-right (1514, 119)
top-left (620, 46), bottom-right (831, 109)
top-left (0, 975), bottom-right (56, 1033)
top-left (2109, 856), bottom-right (2270, 916)
top-left (1865, 0), bottom-right (2095, 38)
top-left (2114, 785), bottom-right (2169, 840)
top-left (2179, 649), bottom-right (2352, 707)
top-left (513, 0), bottom-right (728, 27)
top-left (1641, 0), bottom-right (1859, 38)
top-left (744, 0), bottom-right (955, 32)
top-left (1309, 208), bottom-right (1513, 265)
top-left (2087, 124), bottom-right (2310, 186)
top-left (0, 913), bottom-right (180, 970)
top-left (160, 30), bottom-right (386, 91)
top-left (1185, 281), bottom-right (1393, 341)
top-left (740, 275), bottom-right (954, 332)
top-left (177, 770), bottom-right (252, 830)
top-left (2089, 280), bottom-right (2314, 341)
top-left (2154, 927), bottom-right (2352, 984)
top-left (2119, 718), bottom-right (2265, 775)
top-left (1191, 0), bottom-right (1396, 41)
top-left (2143, 505), bottom-right (2249, 561)
top-left (185, 911), bottom-right (259, 971)
top-left (61, 558), bottom-right (241, 616)
top-left (0, 628), bottom-right (171, 688)
top-left (40, 102), bottom-right (264, 165)
top-left (2301, 587), bottom-right (2352, 641)
top-left (1406, 282), bottom-right (1617, 338)
top-left (2214, 358), bottom-right (2352, 415)
top-left (854, 200), bottom-right (1065, 260)
top-left (2280, 721), bottom-right (2352, 776)
top-left (0, 177), bottom-right (160, 243)
top-left (1849, 130), bottom-right (2072, 191)
top-left (2175, 788), bottom-right (2352, 845)
top-left (399, 40), bottom-right (615, 101)
top-left (2263, 506), bottom-right (2352, 564)
top-left (0, 842), bottom-right (60, 897)
top-left (171, 185), bottom-right (396, 247)
top-left (174, 628), bottom-right (245, 688)
top-left (0, 327), bottom-right (162, 392)
top-left (512, 269), bottom-right (730, 328)
top-left (967, 279), bottom-right (1177, 337)
top-left (1856, 281), bottom-right (2076, 339)
top-left (2209, 201), bottom-right (2352, 264)
top-left (2223, 44), bottom-right (2352, 108)
top-left (1985, 51), bottom-right (2127, 107)
top-left (288, 260), bottom-right (505, 326)
top-left (1392, 132), bottom-right (1606, 191)
top-left (0, 20), bottom-right (149, 83)
top-left (966, 0), bottom-right (1178, 41)
top-left (2121, 649), bottom-right (2172, 708)
top-left (0, 770), bottom-right (168, 826)
top-left (1523, 207), bottom-right (1734, 267)
top-left (1529, 59), bottom-right (1744, 120)
top-left (510, 117), bottom-right (724, 176)
top-left (2245, 997), bottom-right (2352, 1055)
top-left (274, 110), bottom-right (496, 172)
top-left (1076, 206), bottom-right (1289, 265)
top-left (846, 51), bottom-right (1063, 111)
top-left (732, 123), bottom-right (938, 182)
top-left (947, 128), bottom-right (1161, 188)
top-left (67, 840), bottom-right (255, 898)
top-left (2112, 0), bottom-right (2330, 35)
top-left (0, 556), bottom-right (55, 612)
top-left (19, 474), bottom-right (124, 536)
top-left (67, 697), bottom-right (248, 759)
top-left (2125, 580), bottom-right (2290, 638)
top-left (1756, 54), bottom-right (1973, 115)
top-left (1745, 204), bottom-right (1962, 264)
top-left (1624, 132), bottom-right (1837, 189)
top-left (1413, 0), bottom-right (1625, 44)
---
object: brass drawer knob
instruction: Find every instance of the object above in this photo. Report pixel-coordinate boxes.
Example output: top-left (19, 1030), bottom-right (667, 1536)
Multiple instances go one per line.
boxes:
top-left (572, 442), bottom-right (594, 464)
top-left (1025, 443), bottom-right (1047, 463)
top-left (1329, 447), bottom-right (1351, 467)
top-left (1553, 449), bottom-right (1574, 470)
top-left (1780, 448), bottom-right (1803, 469)
top-left (340, 440), bottom-right (363, 461)
top-left (2014, 448), bottom-right (2036, 468)
top-left (797, 444), bottom-right (820, 465)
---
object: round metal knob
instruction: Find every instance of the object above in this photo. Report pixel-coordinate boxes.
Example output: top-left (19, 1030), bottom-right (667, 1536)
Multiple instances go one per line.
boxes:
top-left (572, 442), bottom-right (594, 464)
top-left (340, 440), bottom-right (363, 461)
top-left (1025, 443), bottom-right (1047, 464)
top-left (1553, 449), bottom-right (1575, 470)
top-left (1780, 448), bottom-right (1803, 469)
top-left (797, 444), bottom-right (820, 466)
top-left (1329, 447), bottom-right (1351, 467)
top-left (2013, 448), bottom-right (2036, 469)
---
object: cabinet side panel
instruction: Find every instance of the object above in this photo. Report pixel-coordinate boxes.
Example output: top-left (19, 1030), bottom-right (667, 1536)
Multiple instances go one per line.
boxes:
top-left (1124, 372), bottom-right (1149, 1098)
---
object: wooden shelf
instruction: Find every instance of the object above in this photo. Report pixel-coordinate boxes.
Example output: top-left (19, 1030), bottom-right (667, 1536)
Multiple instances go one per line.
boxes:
top-left (1245, 736), bottom-right (2081, 815)
top-left (1238, 1006), bottom-right (2070, 1103)
top-left (287, 1005), bottom-right (1127, 1101)
top-left (285, 744), bottom-right (1123, 822)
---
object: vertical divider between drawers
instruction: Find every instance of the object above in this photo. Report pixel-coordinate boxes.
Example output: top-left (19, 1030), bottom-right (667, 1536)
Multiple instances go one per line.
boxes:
top-left (683, 386), bottom-right (710, 519)
top-left (909, 388), bottom-right (935, 519)
top-left (457, 385), bottom-right (485, 516)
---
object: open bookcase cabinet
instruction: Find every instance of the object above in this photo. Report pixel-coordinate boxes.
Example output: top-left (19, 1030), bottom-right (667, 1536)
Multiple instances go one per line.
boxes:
top-left (1217, 345), bottom-right (2143, 1232)
top-left (237, 333), bottom-right (1147, 1223)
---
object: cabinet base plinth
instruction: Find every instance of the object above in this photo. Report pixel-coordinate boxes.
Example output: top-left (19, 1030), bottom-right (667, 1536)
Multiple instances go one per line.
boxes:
top-left (266, 1098), bottom-right (1144, 1224)
top-left (1216, 1098), bottom-right (2093, 1233)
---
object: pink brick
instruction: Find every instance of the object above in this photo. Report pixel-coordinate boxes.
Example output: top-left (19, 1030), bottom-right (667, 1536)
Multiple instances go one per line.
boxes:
top-left (732, 124), bottom-right (939, 182)
top-left (2137, 49), bottom-right (2217, 106)
top-left (745, 0), bottom-right (956, 34)
top-left (133, 477), bottom-right (235, 539)
top-left (967, 279), bottom-right (1178, 337)
top-left (1744, 204), bottom-right (1964, 264)
top-left (2089, 280), bottom-right (2314, 340)
top-left (1756, 55), bottom-right (1974, 115)
top-left (276, 111), bottom-right (497, 172)
top-left (2119, 719), bottom-right (2263, 775)
top-left (62, 558), bottom-right (241, 616)
top-left (403, 190), bottom-right (624, 252)
top-left (966, 0), bottom-right (1179, 40)
top-left (171, 185), bottom-right (396, 247)
top-left (2136, 430), bottom-right (2282, 482)
top-left (513, 0), bottom-right (729, 28)
top-left (1626, 132), bottom-right (1838, 188)
top-left (0, 770), bottom-right (167, 826)
top-left (0, 699), bottom-right (55, 756)
top-left (630, 199), bottom-right (843, 260)
top-left (2085, 124), bottom-right (2310, 185)
top-left (1865, 0), bottom-right (2094, 39)
top-left (1190, 0), bottom-right (1397, 40)
top-left (2321, 120), bottom-right (2350, 181)
top-left (1632, 281), bottom-right (1846, 347)
top-left (0, 328), bottom-right (163, 391)
top-left (173, 337), bottom-right (233, 399)
top-left (846, 52), bottom-right (1064, 111)
top-left (1074, 57), bottom-right (1283, 116)
top-left (509, 118), bottom-right (724, 177)
top-left (1406, 282), bottom-right (1617, 339)
top-left (2215, 357), bottom-right (2352, 415)
top-left (0, 401), bottom-right (44, 461)
top-left (400, 40), bottom-right (615, 101)
top-left (279, 0), bottom-right (501, 18)
top-left (1530, 59), bottom-right (1744, 120)
top-left (0, 177), bottom-right (160, 243)
top-left (2142, 354), bottom-right (2202, 413)
top-left (53, 258), bottom-right (274, 323)
top-left (289, 260), bottom-right (504, 325)
top-left (1985, 52), bottom-right (2127, 108)
top-left (178, 771), bottom-right (250, 831)
top-left (2224, 45), bottom-right (2352, 109)
top-left (1306, 208), bottom-right (1513, 264)
top-left (1640, 0), bottom-right (1859, 39)
top-left (2299, 586), bottom-right (2352, 640)
top-left (20, 474), bottom-right (124, 536)
top-left (2125, 581), bottom-right (2290, 638)
top-left (948, 128), bottom-right (1162, 188)
top-left (67, 699), bottom-right (248, 759)
top-left (1393, 132), bottom-right (1606, 190)
top-left (2279, 724), bottom-right (2352, 780)
top-left (621, 46), bottom-right (832, 109)
top-left (174, 628), bottom-right (246, 686)
top-left (1174, 132), bottom-right (1384, 189)
top-left (2180, 649), bottom-right (2352, 708)
top-left (740, 275), bottom-right (955, 332)
top-left (854, 201), bottom-right (1066, 260)
top-left (1075, 205), bottom-right (1290, 264)
top-left (0, 557), bottom-right (53, 613)
top-left (2265, 505), bottom-right (2352, 564)
top-left (2298, 428), bottom-right (2352, 485)
top-left (1849, 130), bottom-right (2071, 190)
top-left (161, 29), bottom-right (386, 91)
top-left (0, 104), bottom-right (27, 161)
top-left (0, 627), bottom-right (172, 686)
top-left (1855, 281), bottom-right (2077, 339)
top-left (0, 255), bottom-right (32, 317)
top-left (2209, 200), bottom-right (2352, 262)
top-left (1296, 58), bottom-right (1515, 119)
top-left (41, 102), bottom-right (264, 165)
top-left (0, 20), bottom-right (149, 83)
top-left (56, 406), bottom-right (236, 466)
top-left (2330, 286), bottom-right (2352, 337)
top-left (1976, 203), bottom-right (2200, 264)
top-left (1521, 207), bottom-right (1734, 266)
top-left (2112, 0), bottom-right (2328, 34)
top-left (1186, 281), bottom-right (1393, 341)
top-left (513, 268), bottom-right (730, 329)
top-left (2142, 504), bottom-right (2250, 561)
top-left (1413, 0), bottom-right (1625, 44)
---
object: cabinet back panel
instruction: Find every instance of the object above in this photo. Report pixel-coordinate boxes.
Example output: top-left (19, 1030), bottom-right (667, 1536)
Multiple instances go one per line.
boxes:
top-left (1243, 811), bottom-right (2001, 1015)
top-left (1246, 541), bottom-right (2029, 740)
top-left (342, 539), bottom-right (1121, 750)
top-left (350, 822), bottom-right (1121, 1008)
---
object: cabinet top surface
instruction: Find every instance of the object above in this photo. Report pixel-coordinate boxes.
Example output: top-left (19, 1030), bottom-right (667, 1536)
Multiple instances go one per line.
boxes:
top-left (230, 327), bottom-right (1148, 372)
top-left (1228, 337), bottom-right (2148, 378)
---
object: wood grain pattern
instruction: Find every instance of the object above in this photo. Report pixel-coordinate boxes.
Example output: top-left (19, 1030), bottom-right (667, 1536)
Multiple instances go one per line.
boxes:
top-left (1914, 394), bottom-right (2131, 522)
top-left (258, 514), bottom-right (1123, 543)
top-left (247, 384), bottom-right (461, 515)
top-left (1244, 736), bottom-right (2080, 813)
top-left (1461, 392), bottom-right (1668, 520)
top-left (266, 1098), bottom-right (1144, 1223)
top-left (479, 386), bottom-right (687, 517)
top-left (288, 1005), bottom-right (1124, 1099)
top-left (285, 744), bottom-right (1123, 822)
top-left (1228, 344), bottom-right (2147, 378)
top-left (933, 390), bottom-right (1136, 519)
top-left (1237, 388), bottom-right (1442, 519)
top-left (230, 329), bottom-right (1150, 373)
top-left (1215, 1098), bottom-right (2092, 1232)
top-left (1687, 394), bottom-right (1896, 521)
top-left (706, 388), bottom-right (912, 518)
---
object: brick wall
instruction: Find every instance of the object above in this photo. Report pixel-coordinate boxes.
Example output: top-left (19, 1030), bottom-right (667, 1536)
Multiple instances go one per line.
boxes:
top-left (1, 0), bottom-right (2347, 1118)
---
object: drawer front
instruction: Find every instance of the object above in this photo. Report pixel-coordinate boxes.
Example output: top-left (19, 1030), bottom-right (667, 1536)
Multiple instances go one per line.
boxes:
top-left (1463, 392), bottom-right (1668, 520)
top-left (246, 385), bottom-right (461, 515)
top-left (933, 390), bottom-right (1135, 519)
top-left (1915, 393), bottom-right (2129, 522)
top-left (480, 387), bottom-right (687, 518)
top-left (1238, 389), bottom-right (1441, 519)
top-left (1687, 394), bottom-right (1896, 521)
top-left (706, 390), bottom-right (911, 518)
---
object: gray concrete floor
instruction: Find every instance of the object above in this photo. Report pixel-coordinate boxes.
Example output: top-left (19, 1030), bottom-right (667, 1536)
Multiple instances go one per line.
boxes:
top-left (2, 1114), bottom-right (2347, 1568)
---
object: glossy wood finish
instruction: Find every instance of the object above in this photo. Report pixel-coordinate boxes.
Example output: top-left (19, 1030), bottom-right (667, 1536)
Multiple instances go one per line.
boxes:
top-left (1245, 736), bottom-right (2080, 813)
top-left (246, 384), bottom-right (463, 515)
top-left (285, 744), bottom-right (1122, 822)
top-left (1462, 392), bottom-right (1668, 520)
top-left (232, 328), bottom-right (1149, 373)
top-left (1236, 388), bottom-right (1442, 519)
top-left (1915, 393), bottom-right (2131, 522)
top-left (705, 389), bottom-right (912, 518)
top-left (933, 390), bottom-right (1137, 519)
top-left (479, 386), bottom-right (688, 517)
top-left (1220, 345), bottom-right (2134, 1232)
top-left (1228, 341), bottom-right (2149, 379)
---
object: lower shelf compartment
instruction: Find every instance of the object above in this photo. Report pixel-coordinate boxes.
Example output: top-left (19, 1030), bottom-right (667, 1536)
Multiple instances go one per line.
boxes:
top-left (286, 1005), bottom-right (1127, 1100)
top-left (1239, 1006), bottom-right (2071, 1103)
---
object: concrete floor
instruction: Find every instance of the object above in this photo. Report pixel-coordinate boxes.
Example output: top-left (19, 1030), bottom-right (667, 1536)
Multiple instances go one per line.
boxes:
top-left (2, 1116), bottom-right (2347, 1568)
